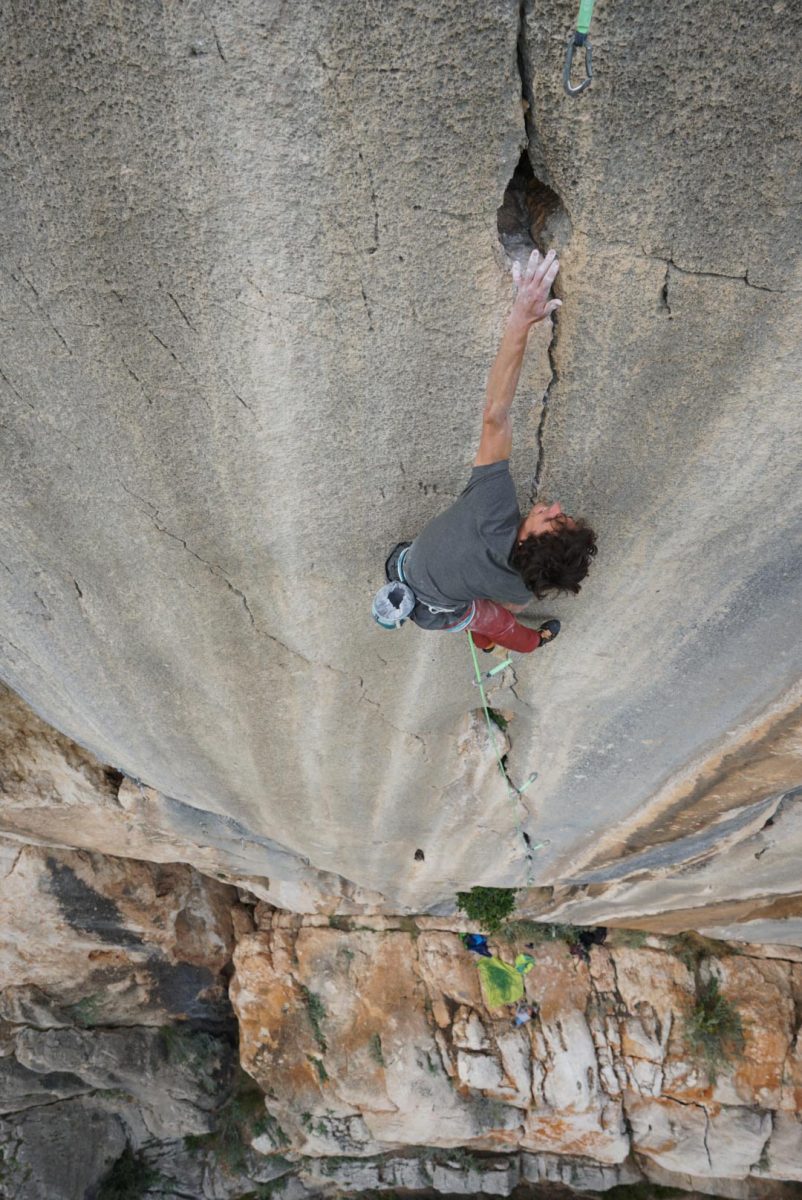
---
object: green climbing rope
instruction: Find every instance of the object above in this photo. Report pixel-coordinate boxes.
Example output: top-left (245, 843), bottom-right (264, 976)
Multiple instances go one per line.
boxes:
top-left (466, 632), bottom-right (545, 882)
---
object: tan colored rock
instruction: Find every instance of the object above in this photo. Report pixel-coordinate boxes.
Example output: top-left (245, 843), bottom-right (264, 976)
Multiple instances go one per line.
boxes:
top-left (626, 1093), bottom-right (771, 1179)
top-left (759, 1113), bottom-right (802, 1183)
top-left (712, 957), bottom-right (795, 1110)
top-left (0, 837), bottom-right (235, 1026)
top-left (231, 926), bottom-right (802, 1185)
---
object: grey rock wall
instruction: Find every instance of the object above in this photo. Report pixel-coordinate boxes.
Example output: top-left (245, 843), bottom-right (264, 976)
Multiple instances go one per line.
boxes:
top-left (0, 1), bottom-right (800, 916)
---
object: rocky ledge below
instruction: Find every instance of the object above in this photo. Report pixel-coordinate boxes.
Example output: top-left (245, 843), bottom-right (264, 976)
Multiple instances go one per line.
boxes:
top-left (3, 841), bottom-right (802, 1199)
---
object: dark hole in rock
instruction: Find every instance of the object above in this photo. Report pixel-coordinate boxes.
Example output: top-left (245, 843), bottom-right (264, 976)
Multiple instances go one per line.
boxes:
top-left (414, 849), bottom-right (425, 861)
top-left (497, 150), bottom-right (564, 262)
top-left (104, 767), bottom-right (125, 792)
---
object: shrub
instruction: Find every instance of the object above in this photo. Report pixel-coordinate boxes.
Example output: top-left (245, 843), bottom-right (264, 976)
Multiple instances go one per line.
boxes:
top-left (685, 974), bottom-right (744, 1081)
top-left (307, 1055), bottom-right (329, 1083)
top-left (184, 1067), bottom-right (289, 1170)
top-left (499, 919), bottom-right (584, 944)
top-left (456, 886), bottom-right (517, 932)
top-left (97, 1145), bottom-right (158, 1200)
top-left (369, 1033), bottom-right (385, 1067)
top-left (610, 928), bottom-right (649, 949)
top-left (300, 987), bottom-right (327, 1052)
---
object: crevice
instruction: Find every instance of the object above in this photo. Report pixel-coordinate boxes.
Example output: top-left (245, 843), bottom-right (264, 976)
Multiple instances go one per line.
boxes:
top-left (515, 0), bottom-right (550, 188)
top-left (359, 689), bottom-right (429, 759)
top-left (211, 27), bottom-right (227, 62)
top-left (660, 262), bottom-right (672, 315)
top-left (531, 379), bottom-right (551, 504)
top-left (702, 1106), bottom-right (713, 1170)
top-left (0, 1091), bottom-right (95, 1117)
top-left (166, 291), bottom-right (196, 331)
top-left (645, 251), bottom-right (785, 294)
top-left (120, 357), bottom-right (152, 405)
top-left (119, 483), bottom-right (257, 630)
top-left (357, 150), bottom-right (379, 253)
top-left (104, 767), bottom-right (125, 795)
top-left (228, 384), bottom-right (254, 414)
top-left (0, 365), bottom-right (33, 408)
top-left (497, 152), bottom-right (566, 505)
top-left (360, 283), bottom-right (374, 331)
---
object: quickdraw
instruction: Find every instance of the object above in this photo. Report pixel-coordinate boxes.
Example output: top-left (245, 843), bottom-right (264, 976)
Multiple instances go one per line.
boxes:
top-left (563, 0), bottom-right (595, 97)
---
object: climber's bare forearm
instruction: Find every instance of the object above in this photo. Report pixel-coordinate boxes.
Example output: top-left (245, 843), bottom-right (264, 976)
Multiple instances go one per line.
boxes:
top-left (483, 314), bottom-right (530, 425)
top-left (475, 249), bottom-right (562, 468)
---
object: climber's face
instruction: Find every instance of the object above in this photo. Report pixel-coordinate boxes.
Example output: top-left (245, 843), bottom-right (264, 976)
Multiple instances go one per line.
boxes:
top-left (518, 501), bottom-right (576, 541)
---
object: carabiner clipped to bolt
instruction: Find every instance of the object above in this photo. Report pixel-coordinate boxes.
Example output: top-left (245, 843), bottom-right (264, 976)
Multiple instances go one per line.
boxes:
top-left (563, 0), bottom-right (596, 97)
top-left (563, 31), bottom-right (593, 96)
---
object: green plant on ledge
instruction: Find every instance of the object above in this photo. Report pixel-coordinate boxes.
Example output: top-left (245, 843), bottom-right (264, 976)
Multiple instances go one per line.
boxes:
top-left (97, 1145), bottom-right (158, 1199)
top-left (300, 986), bottom-right (328, 1053)
top-left (499, 919), bottom-right (587, 945)
top-left (184, 1067), bottom-right (289, 1171)
top-left (685, 973), bottom-right (744, 1081)
top-left (456, 886), bottom-right (517, 932)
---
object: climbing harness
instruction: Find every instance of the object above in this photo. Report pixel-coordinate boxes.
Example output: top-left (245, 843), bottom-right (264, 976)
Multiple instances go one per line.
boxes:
top-left (377, 543), bottom-right (476, 632)
top-left (563, 0), bottom-right (595, 96)
top-left (467, 631), bottom-right (549, 884)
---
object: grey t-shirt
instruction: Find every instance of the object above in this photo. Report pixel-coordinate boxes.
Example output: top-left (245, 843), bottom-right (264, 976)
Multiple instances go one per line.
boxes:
top-left (404, 461), bottom-right (531, 628)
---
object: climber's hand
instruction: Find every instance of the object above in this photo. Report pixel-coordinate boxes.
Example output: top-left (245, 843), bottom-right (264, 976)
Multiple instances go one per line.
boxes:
top-left (511, 248), bottom-right (562, 326)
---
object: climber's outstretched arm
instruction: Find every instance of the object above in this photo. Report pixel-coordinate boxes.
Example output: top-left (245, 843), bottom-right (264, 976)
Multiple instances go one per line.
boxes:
top-left (475, 249), bottom-right (562, 467)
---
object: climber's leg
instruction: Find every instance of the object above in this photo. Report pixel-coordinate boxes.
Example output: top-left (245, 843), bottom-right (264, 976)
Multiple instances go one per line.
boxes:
top-left (468, 603), bottom-right (561, 654)
top-left (468, 601), bottom-right (541, 653)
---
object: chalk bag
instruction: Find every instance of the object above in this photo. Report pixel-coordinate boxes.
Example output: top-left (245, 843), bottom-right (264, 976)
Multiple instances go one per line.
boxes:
top-left (372, 582), bottom-right (416, 629)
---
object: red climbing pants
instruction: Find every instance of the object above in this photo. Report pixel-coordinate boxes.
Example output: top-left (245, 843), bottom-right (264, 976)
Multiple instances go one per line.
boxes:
top-left (468, 600), bottom-right (542, 654)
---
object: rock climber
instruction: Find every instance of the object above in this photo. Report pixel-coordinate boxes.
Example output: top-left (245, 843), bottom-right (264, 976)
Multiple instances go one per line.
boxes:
top-left (383, 248), bottom-right (597, 653)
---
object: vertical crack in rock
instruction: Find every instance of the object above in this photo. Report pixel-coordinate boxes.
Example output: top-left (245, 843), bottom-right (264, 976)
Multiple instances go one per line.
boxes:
top-left (660, 262), bottom-right (673, 316)
top-left (501, 4), bottom-right (571, 503)
top-left (702, 1106), bottom-right (713, 1171)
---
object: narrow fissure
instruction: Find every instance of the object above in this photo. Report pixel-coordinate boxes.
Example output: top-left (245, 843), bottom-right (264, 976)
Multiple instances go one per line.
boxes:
top-left (499, 28), bottom-right (570, 503)
top-left (497, 152), bottom-right (566, 505)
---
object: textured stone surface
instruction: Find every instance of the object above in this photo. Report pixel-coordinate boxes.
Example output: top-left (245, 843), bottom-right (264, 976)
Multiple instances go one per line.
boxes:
top-left (0, 0), bottom-right (799, 920)
top-left (0, 836), bottom-right (236, 1026)
top-left (0, 836), bottom-right (247, 1199)
top-left (0, 680), bottom-right (388, 913)
top-left (230, 920), bottom-right (802, 1186)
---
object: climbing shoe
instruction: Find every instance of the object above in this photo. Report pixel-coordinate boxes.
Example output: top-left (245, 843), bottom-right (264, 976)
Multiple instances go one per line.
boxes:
top-left (537, 618), bottom-right (561, 644)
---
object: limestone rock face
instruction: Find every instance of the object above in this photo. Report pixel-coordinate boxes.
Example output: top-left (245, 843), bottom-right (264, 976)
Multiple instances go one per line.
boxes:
top-left (0, 835), bottom-right (246, 1199)
top-left (0, 837), bottom-right (235, 1026)
top-left (0, 681), bottom-right (388, 913)
top-left (0, 0), bottom-right (799, 919)
top-left (231, 919), bottom-right (802, 1187)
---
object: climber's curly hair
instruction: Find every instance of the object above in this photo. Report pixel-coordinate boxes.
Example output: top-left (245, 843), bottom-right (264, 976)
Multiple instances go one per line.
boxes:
top-left (510, 518), bottom-right (598, 599)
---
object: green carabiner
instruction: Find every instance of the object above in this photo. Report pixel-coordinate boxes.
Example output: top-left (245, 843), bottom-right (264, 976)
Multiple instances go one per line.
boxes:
top-left (564, 0), bottom-right (595, 97)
